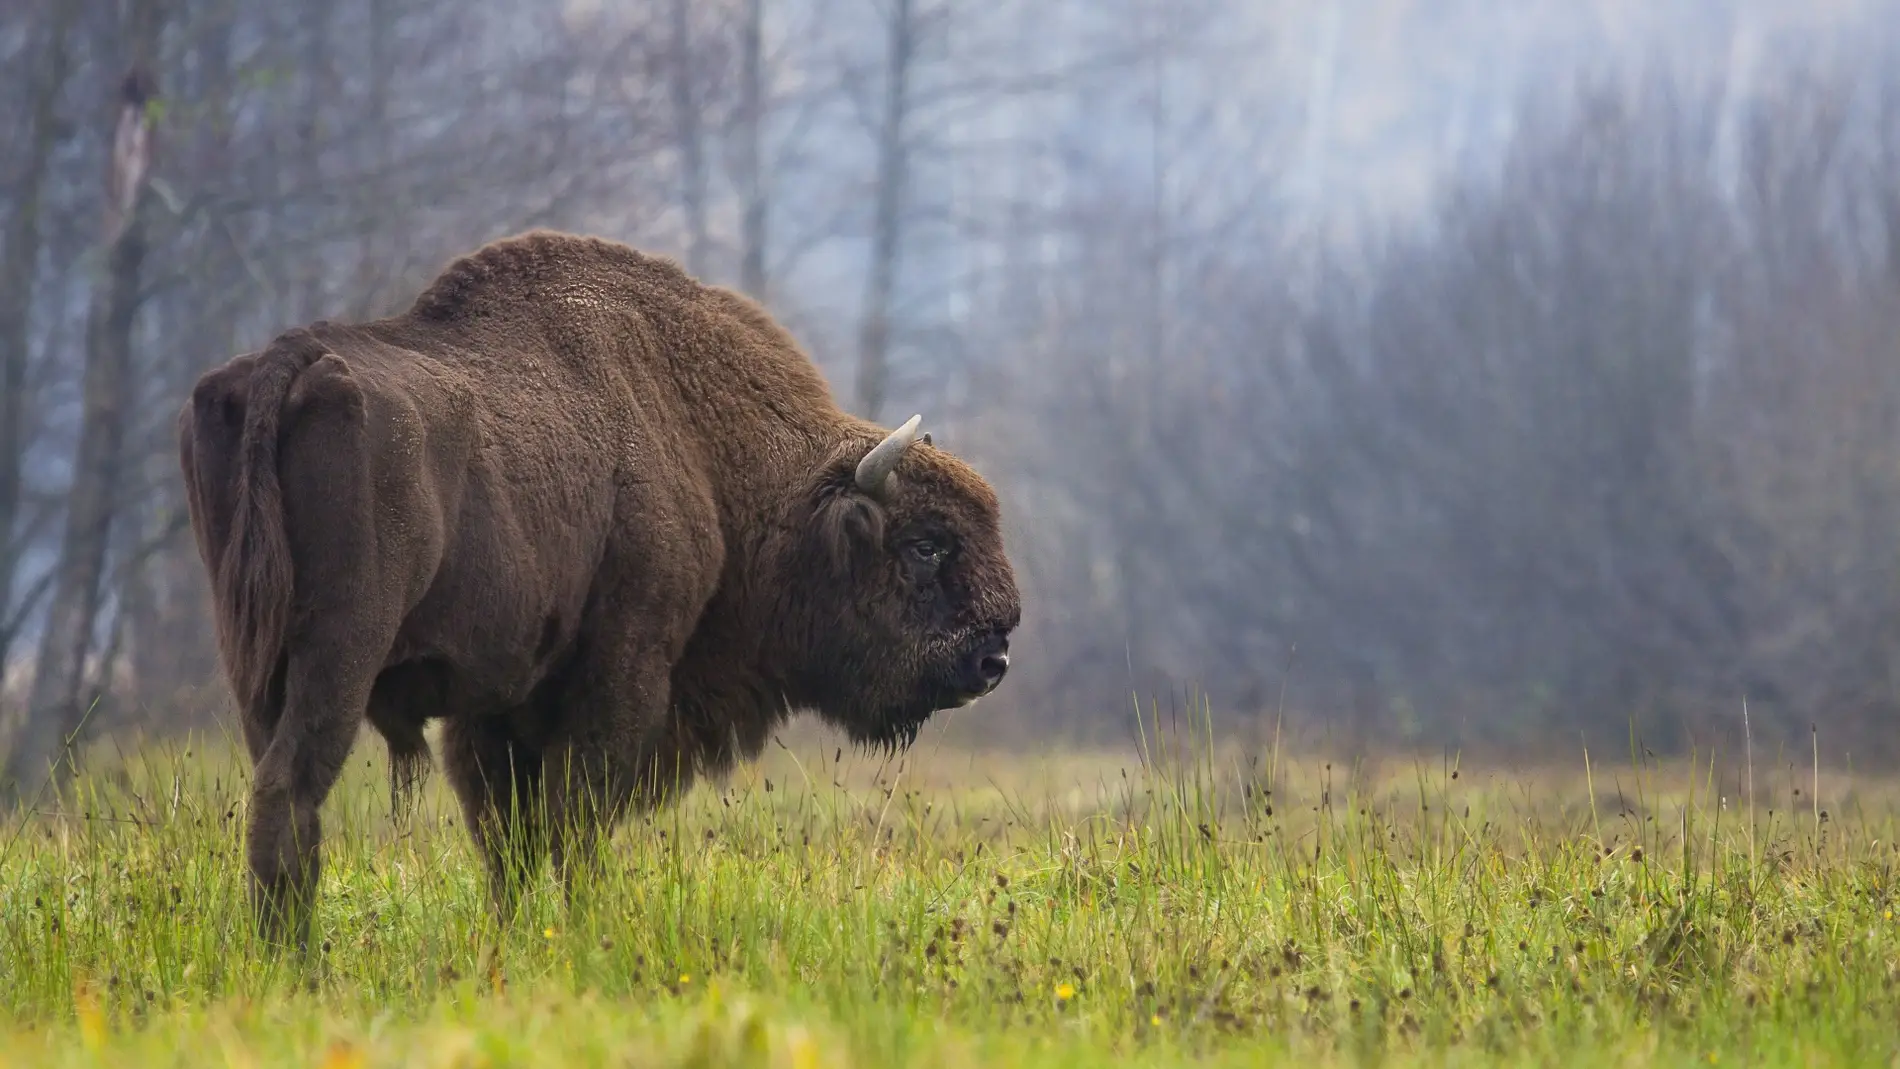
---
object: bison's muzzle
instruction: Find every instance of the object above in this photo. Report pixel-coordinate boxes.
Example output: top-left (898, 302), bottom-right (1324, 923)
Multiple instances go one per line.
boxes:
top-left (954, 629), bottom-right (1011, 704)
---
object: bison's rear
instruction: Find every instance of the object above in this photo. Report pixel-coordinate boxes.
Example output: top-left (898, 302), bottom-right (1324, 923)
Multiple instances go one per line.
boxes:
top-left (178, 331), bottom-right (334, 737)
top-left (179, 328), bottom-right (404, 948)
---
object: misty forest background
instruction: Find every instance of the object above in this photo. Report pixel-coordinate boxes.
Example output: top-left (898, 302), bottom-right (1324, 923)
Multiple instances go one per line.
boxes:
top-left (5, 0), bottom-right (1900, 795)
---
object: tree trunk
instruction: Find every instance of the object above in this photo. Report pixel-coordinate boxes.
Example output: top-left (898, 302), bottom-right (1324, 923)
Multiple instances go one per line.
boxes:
top-left (736, 0), bottom-right (768, 300)
top-left (293, 1), bottom-right (332, 322)
top-left (0, 8), bottom-right (74, 683)
top-left (127, 522), bottom-right (216, 711)
top-left (854, 0), bottom-right (915, 421)
top-left (345, 0), bottom-right (398, 317)
top-left (82, 500), bottom-right (188, 726)
top-left (2, 38), bottom-right (161, 799)
top-left (671, 0), bottom-right (709, 278)
top-left (118, 526), bottom-right (160, 719)
top-left (121, 4), bottom-right (236, 714)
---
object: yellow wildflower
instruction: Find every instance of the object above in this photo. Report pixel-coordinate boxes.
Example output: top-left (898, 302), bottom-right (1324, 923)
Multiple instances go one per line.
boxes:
top-left (72, 978), bottom-right (105, 1052)
top-left (787, 1027), bottom-right (821, 1069)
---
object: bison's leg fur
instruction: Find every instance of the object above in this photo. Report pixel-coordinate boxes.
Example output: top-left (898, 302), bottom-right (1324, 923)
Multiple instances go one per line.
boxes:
top-left (542, 733), bottom-right (637, 911)
top-left (441, 715), bottom-right (547, 919)
top-left (542, 657), bottom-right (689, 911)
top-left (246, 643), bottom-right (378, 952)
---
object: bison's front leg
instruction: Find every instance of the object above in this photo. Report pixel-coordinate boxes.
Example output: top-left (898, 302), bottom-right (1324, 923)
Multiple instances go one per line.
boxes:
top-left (541, 655), bottom-right (687, 910)
top-left (539, 480), bottom-right (719, 913)
top-left (441, 713), bottom-right (548, 920)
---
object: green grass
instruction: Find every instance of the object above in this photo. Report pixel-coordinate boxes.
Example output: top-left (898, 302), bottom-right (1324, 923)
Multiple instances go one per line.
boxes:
top-left (4, 706), bottom-right (1900, 1067)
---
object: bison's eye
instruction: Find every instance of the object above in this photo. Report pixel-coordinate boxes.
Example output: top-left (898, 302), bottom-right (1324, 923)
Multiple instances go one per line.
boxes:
top-left (906, 537), bottom-right (950, 567)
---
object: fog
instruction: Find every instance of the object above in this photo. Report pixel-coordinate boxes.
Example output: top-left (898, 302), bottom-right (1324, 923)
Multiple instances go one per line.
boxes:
top-left (5, 0), bottom-right (1900, 791)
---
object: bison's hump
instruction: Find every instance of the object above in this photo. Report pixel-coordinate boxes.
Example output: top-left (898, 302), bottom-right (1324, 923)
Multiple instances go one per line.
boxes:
top-left (409, 229), bottom-right (697, 324)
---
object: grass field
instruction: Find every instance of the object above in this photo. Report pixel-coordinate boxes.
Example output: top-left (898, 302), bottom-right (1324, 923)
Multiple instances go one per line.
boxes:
top-left (4, 706), bottom-right (1900, 1067)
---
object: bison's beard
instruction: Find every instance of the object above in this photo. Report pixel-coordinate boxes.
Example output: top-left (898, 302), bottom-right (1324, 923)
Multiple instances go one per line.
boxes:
top-left (802, 635), bottom-right (987, 756)
top-left (834, 698), bottom-right (936, 756)
top-left (831, 669), bottom-right (986, 755)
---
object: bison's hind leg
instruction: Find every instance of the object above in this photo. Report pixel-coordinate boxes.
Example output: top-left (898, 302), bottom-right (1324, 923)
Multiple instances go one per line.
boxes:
top-left (248, 640), bottom-right (384, 953)
top-left (441, 715), bottom-right (548, 921)
top-left (245, 351), bottom-right (405, 954)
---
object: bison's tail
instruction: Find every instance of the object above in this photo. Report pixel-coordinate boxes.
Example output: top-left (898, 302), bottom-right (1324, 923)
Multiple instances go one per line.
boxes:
top-left (199, 331), bottom-right (329, 730)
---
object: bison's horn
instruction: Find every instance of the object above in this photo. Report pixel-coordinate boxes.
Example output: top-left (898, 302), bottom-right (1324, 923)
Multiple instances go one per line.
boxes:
top-left (855, 413), bottom-right (923, 497)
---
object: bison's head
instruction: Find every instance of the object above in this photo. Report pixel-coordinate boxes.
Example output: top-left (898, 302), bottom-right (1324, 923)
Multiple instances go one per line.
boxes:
top-left (777, 414), bottom-right (1021, 751)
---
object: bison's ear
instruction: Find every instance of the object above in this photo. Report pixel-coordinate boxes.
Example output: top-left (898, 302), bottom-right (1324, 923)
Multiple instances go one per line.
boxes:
top-left (808, 414), bottom-right (921, 572)
top-left (812, 487), bottom-right (886, 574)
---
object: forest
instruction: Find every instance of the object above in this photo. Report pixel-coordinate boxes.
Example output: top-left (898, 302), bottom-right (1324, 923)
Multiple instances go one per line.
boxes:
top-left (5, 0), bottom-right (1900, 794)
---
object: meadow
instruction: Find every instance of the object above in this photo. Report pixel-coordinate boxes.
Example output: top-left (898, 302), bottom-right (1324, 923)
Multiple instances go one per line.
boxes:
top-left (4, 704), bottom-right (1900, 1067)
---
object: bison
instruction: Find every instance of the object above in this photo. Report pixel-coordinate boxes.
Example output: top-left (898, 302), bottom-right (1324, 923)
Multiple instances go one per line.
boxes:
top-left (178, 230), bottom-right (1020, 948)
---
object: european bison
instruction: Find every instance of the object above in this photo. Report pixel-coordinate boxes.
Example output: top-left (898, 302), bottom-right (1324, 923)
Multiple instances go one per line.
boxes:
top-left (178, 230), bottom-right (1020, 947)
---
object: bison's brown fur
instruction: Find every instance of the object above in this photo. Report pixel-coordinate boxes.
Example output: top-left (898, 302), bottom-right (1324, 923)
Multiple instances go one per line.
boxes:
top-left (177, 230), bottom-right (1019, 947)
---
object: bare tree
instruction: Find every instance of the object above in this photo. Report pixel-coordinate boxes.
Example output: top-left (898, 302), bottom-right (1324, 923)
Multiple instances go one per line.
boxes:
top-left (736, 0), bottom-right (768, 298)
top-left (4, 8), bottom-right (165, 796)
top-left (671, 0), bottom-right (711, 277)
top-left (851, 0), bottom-right (917, 420)
top-left (0, 3), bottom-right (73, 680)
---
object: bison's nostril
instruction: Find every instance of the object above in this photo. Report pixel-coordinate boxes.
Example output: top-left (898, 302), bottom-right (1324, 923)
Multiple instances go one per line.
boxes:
top-left (979, 652), bottom-right (1010, 686)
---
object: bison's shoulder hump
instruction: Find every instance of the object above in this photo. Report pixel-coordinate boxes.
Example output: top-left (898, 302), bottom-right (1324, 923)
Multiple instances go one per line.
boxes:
top-left (408, 229), bottom-right (695, 324)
